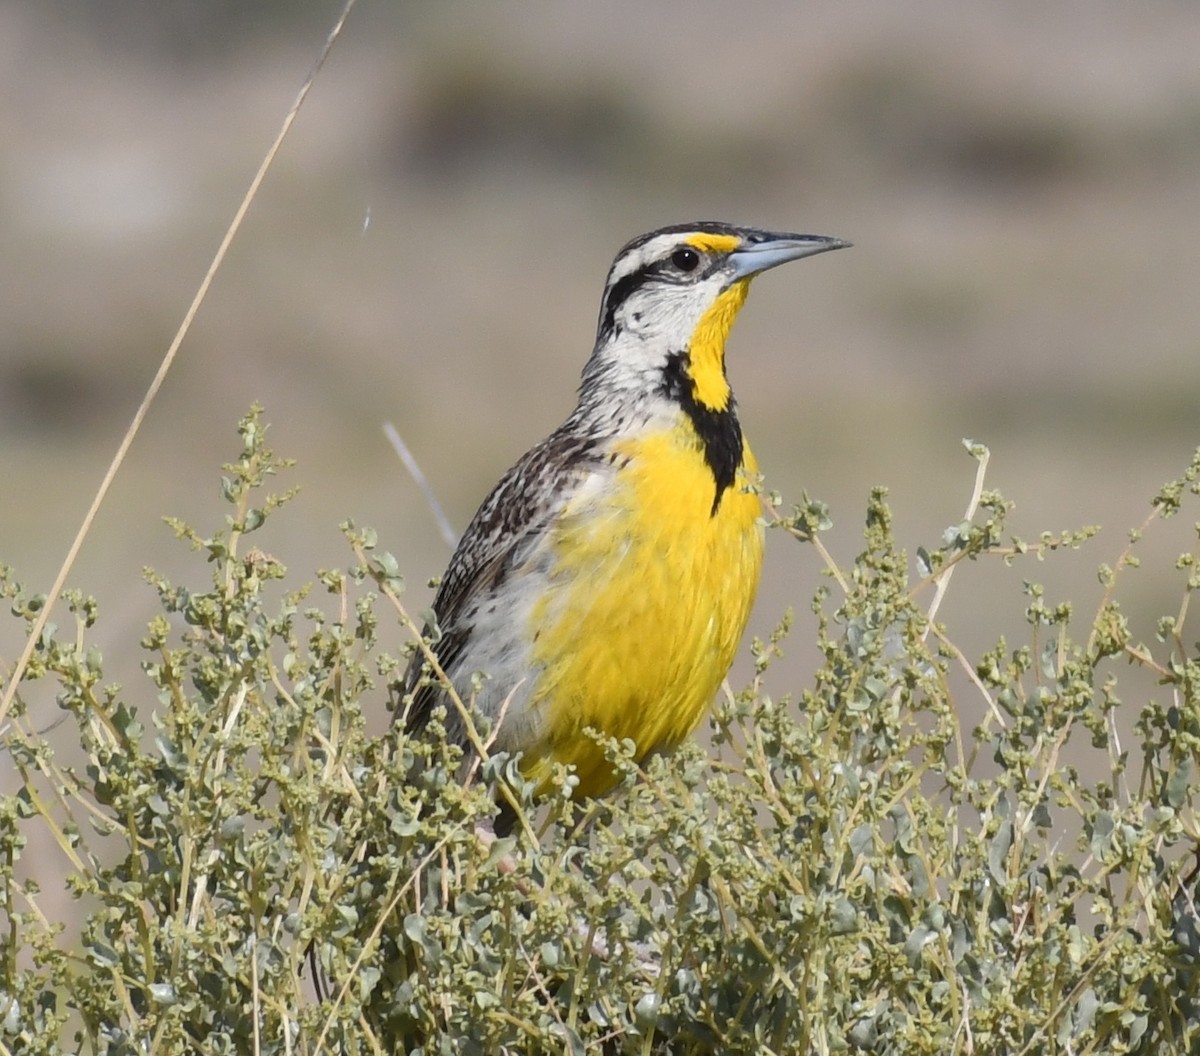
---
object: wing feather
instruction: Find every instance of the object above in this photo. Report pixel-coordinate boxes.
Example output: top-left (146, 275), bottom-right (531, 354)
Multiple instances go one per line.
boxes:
top-left (401, 427), bottom-right (603, 735)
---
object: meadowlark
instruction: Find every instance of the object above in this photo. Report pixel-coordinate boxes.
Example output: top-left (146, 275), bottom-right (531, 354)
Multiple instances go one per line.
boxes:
top-left (402, 222), bottom-right (848, 809)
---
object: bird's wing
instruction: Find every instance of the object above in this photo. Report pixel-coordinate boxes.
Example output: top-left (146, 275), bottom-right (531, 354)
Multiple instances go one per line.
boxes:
top-left (400, 427), bottom-right (603, 733)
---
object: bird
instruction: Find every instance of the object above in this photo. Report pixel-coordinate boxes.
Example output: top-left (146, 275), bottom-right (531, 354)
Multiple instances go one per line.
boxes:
top-left (401, 221), bottom-right (848, 818)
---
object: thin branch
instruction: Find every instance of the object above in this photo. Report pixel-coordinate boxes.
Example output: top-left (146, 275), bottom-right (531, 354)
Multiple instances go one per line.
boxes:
top-left (383, 421), bottom-right (457, 549)
top-left (761, 497), bottom-right (850, 595)
top-left (920, 444), bottom-right (989, 643)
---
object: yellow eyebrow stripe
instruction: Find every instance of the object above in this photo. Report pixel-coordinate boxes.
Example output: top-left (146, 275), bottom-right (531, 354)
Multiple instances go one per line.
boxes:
top-left (685, 233), bottom-right (740, 255)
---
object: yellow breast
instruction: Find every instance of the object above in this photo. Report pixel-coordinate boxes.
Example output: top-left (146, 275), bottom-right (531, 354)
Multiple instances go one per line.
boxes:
top-left (521, 421), bottom-right (764, 798)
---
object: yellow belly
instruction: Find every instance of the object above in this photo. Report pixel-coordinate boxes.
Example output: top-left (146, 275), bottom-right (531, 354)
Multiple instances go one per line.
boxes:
top-left (521, 424), bottom-right (764, 798)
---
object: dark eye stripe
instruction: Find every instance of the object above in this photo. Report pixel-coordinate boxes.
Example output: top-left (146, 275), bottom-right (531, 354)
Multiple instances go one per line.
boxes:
top-left (597, 261), bottom-right (658, 337)
top-left (597, 248), bottom-right (716, 337)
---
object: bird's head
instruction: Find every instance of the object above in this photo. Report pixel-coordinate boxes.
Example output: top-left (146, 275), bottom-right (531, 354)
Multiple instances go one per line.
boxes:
top-left (584, 222), bottom-right (849, 414)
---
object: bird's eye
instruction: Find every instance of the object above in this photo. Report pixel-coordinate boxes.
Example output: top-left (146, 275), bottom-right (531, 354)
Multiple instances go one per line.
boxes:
top-left (671, 247), bottom-right (700, 272)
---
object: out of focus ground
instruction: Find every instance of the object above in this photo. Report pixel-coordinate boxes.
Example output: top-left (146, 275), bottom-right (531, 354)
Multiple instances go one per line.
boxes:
top-left (3, 2), bottom-right (1200, 774)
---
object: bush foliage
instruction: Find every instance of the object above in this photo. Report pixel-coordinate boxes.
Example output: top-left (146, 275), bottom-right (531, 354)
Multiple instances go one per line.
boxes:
top-left (2, 408), bottom-right (1200, 1054)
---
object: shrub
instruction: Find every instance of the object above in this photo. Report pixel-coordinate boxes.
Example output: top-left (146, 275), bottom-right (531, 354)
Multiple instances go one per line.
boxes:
top-left (2, 408), bottom-right (1199, 1054)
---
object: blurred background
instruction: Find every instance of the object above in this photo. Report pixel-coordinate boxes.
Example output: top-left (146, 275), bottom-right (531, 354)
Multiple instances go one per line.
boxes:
top-left (2, 0), bottom-right (1200, 738)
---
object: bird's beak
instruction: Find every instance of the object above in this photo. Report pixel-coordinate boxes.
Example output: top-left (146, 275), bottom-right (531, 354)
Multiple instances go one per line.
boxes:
top-left (728, 233), bottom-right (851, 281)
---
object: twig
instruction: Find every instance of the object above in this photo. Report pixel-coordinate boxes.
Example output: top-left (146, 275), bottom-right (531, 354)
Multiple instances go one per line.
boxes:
top-left (760, 497), bottom-right (850, 595)
top-left (920, 444), bottom-right (989, 643)
top-left (383, 421), bottom-right (457, 548)
top-left (928, 623), bottom-right (1007, 729)
top-left (1085, 504), bottom-right (1162, 658)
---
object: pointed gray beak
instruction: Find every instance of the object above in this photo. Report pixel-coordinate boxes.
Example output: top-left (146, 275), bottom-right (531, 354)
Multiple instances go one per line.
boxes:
top-left (728, 233), bottom-right (851, 281)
